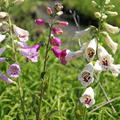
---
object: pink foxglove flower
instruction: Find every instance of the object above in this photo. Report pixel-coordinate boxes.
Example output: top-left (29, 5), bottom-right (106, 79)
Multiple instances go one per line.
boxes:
top-left (52, 27), bottom-right (63, 35)
top-left (47, 7), bottom-right (53, 15)
top-left (19, 44), bottom-right (41, 62)
top-left (85, 38), bottom-right (97, 61)
top-left (52, 47), bottom-right (83, 65)
top-left (56, 21), bottom-right (69, 26)
top-left (13, 25), bottom-right (29, 42)
top-left (0, 72), bottom-right (15, 84)
top-left (0, 34), bottom-right (6, 43)
top-left (50, 37), bottom-right (62, 46)
top-left (78, 63), bottom-right (94, 87)
top-left (94, 45), bottom-right (114, 71)
top-left (80, 87), bottom-right (95, 108)
top-left (35, 19), bottom-right (46, 26)
top-left (7, 63), bottom-right (21, 78)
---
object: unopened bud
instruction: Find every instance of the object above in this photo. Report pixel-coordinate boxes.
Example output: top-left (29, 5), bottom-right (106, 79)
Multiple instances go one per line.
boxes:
top-left (35, 19), bottom-right (46, 26)
top-left (105, 0), bottom-right (110, 4)
top-left (47, 7), bottom-right (53, 15)
top-left (102, 13), bottom-right (107, 19)
top-left (91, 1), bottom-right (97, 7)
top-left (94, 12), bottom-right (101, 18)
top-left (106, 11), bottom-right (118, 16)
top-left (0, 12), bottom-right (8, 19)
top-left (54, 2), bottom-right (63, 11)
top-left (56, 11), bottom-right (63, 16)
top-left (56, 21), bottom-right (69, 26)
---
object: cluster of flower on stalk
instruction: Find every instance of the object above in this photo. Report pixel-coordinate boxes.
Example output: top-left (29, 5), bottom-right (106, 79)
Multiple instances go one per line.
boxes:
top-left (75, 0), bottom-right (120, 108)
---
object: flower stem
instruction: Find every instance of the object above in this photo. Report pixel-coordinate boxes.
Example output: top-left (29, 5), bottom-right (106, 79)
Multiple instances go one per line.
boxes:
top-left (98, 81), bottom-right (116, 113)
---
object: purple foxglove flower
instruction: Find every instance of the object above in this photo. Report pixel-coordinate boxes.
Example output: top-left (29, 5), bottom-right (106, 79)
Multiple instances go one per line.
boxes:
top-left (0, 72), bottom-right (15, 84)
top-left (0, 47), bottom-right (6, 56)
top-left (52, 47), bottom-right (83, 65)
top-left (19, 44), bottom-right (41, 62)
top-left (0, 57), bottom-right (6, 63)
top-left (35, 19), bottom-right (45, 26)
top-left (7, 63), bottom-right (21, 78)
top-left (52, 27), bottom-right (63, 35)
top-left (50, 37), bottom-right (62, 46)
top-left (13, 25), bottom-right (29, 42)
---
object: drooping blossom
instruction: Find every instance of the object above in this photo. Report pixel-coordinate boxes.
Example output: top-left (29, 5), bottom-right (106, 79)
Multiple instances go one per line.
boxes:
top-left (7, 63), bottom-right (21, 78)
top-left (19, 44), bottom-right (41, 62)
top-left (50, 37), bottom-right (62, 46)
top-left (0, 34), bottom-right (6, 43)
top-left (103, 32), bottom-right (118, 54)
top-left (80, 87), bottom-right (95, 108)
top-left (85, 38), bottom-right (97, 61)
top-left (106, 11), bottom-right (118, 16)
top-left (74, 27), bottom-right (91, 39)
top-left (47, 7), bottom-right (53, 15)
top-left (78, 63), bottom-right (94, 87)
top-left (56, 21), bottom-right (69, 26)
top-left (0, 12), bottom-right (8, 19)
top-left (94, 45), bottom-right (114, 71)
top-left (35, 19), bottom-right (46, 26)
top-left (52, 47), bottom-right (83, 65)
top-left (104, 23), bottom-right (120, 34)
top-left (13, 25), bottom-right (29, 42)
top-left (110, 64), bottom-right (120, 77)
top-left (52, 27), bottom-right (63, 35)
top-left (0, 72), bottom-right (15, 84)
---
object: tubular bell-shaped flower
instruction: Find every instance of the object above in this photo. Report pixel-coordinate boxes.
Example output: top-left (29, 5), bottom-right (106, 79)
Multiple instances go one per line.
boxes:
top-left (50, 36), bottom-right (62, 46)
top-left (85, 38), bottom-right (97, 61)
top-left (80, 87), bottom-right (95, 108)
top-left (13, 25), bottom-right (29, 42)
top-left (0, 34), bottom-right (6, 43)
top-left (19, 44), bottom-right (41, 62)
top-left (7, 63), bottom-right (21, 78)
top-left (104, 23), bottom-right (120, 34)
top-left (78, 63), bottom-right (94, 87)
top-left (0, 72), bottom-right (15, 84)
top-left (52, 27), bottom-right (63, 35)
top-left (103, 32), bottom-right (118, 53)
top-left (94, 45), bottom-right (114, 71)
top-left (52, 47), bottom-right (83, 65)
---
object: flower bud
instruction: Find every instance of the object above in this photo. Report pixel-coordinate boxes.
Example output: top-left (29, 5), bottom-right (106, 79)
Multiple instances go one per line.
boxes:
top-left (102, 13), bottom-right (107, 19)
top-left (50, 37), bottom-right (62, 46)
top-left (35, 19), bottom-right (45, 26)
top-left (94, 12), bottom-right (101, 18)
top-left (105, 0), bottom-right (110, 4)
top-left (47, 7), bottom-right (53, 15)
top-left (0, 12), bottom-right (8, 19)
top-left (54, 2), bottom-right (63, 11)
top-left (56, 11), bottom-right (63, 16)
top-left (91, 1), bottom-right (98, 7)
top-left (52, 27), bottom-right (63, 35)
top-left (56, 21), bottom-right (69, 26)
top-left (106, 11), bottom-right (118, 16)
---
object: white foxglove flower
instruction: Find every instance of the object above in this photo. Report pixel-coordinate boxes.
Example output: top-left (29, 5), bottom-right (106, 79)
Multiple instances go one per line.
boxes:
top-left (97, 45), bottom-right (114, 71)
top-left (0, 34), bottom-right (6, 43)
top-left (110, 64), bottom-right (120, 77)
top-left (105, 0), bottom-right (110, 4)
top-left (74, 27), bottom-right (91, 39)
top-left (0, 12), bottom-right (8, 19)
top-left (13, 25), bottom-right (29, 42)
top-left (80, 87), bottom-right (95, 108)
top-left (103, 32), bottom-right (118, 54)
top-left (78, 63), bottom-right (94, 87)
top-left (94, 12), bottom-right (101, 18)
top-left (106, 11), bottom-right (118, 16)
top-left (85, 38), bottom-right (97, 61)
top-left (104, 23), bottom-right (120, 34)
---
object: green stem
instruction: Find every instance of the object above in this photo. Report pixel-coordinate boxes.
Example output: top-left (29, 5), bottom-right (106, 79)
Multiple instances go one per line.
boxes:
top-left (8, 15), bottom-right (26, 119)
